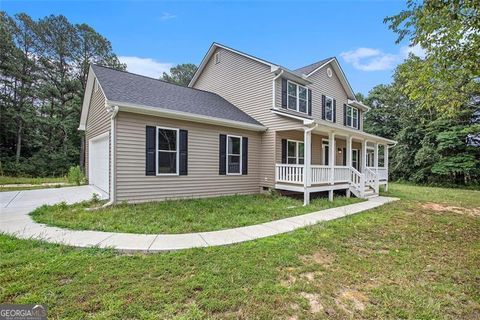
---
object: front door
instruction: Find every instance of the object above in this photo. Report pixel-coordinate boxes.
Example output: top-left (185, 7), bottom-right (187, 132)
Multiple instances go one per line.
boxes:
top-left (352, 149), bottom-right (359, 171)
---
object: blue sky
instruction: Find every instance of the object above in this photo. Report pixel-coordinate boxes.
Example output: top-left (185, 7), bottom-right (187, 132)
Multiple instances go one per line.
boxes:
top-left (2, 0), bottom-right (424, 95)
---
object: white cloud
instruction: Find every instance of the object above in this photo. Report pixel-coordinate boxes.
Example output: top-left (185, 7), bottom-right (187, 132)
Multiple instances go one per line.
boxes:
top-left (340, 44), bottom-right (426, 71)
top-left (119, 56), bottom-right (173, 79)
top-left (400, 44), bottom-right (426, 59)
top-left (159, 12), bottom-right (177, 21)
top-left (340, 48), bottom-right (398, 71)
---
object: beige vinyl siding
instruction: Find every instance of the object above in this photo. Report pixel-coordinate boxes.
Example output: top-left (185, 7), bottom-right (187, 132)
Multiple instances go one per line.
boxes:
top-left (193, 47), bottom-right (301, 187)
top-left (85, 79), bottom-right (109, 185)
top-left (115, 112), bottom-right (262, 203)
top-left (305, 65), bottom-right (348, 125)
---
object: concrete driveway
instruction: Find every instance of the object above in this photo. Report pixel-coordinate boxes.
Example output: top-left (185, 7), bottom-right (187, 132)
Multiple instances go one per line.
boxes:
top-left (1, 185), bottom-right (108, 212)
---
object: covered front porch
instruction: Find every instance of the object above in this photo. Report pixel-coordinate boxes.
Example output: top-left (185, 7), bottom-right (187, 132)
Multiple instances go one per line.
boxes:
top-left (274, 124), bottom-right (394, 204)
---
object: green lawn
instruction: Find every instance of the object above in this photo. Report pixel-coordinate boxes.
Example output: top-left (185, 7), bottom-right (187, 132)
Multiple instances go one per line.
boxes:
top-left (0, 176), bottom-right (69, 192)
top-left (1, 183), bottom-right (479, 319)
top-left (30, 194), bottom-right (363, 234)
top-left (0, 176), bottom-right (67, 185)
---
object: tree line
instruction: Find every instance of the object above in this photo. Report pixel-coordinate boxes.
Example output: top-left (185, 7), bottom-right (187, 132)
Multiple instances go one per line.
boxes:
top-left (1, 1), bottom-right (479, 186)
top-left (0, 12), bottom-right (125, 177)
top-left (362, 0), bottom-right (479, 186)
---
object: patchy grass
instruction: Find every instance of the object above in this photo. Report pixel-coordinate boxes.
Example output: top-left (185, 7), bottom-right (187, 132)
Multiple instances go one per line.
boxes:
top-left (0, 176), bottom-right (67, 185)
top-left (30, 194), bottom-right (363, 234)
top-left (0, 176), bottom-right (69, 192)
top-left (1, 183), bottom-right (479, 319)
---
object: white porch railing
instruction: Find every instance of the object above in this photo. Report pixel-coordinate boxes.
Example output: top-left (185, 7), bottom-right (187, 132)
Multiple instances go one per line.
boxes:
top-left (365, 167), bottom-right (376, 188)
top-left (276, 164), bottom-right (353, 185)
top-left (275, 164), bottom-right (387, 197)
top-left (333, 166), bottom-right (350, 183)
top-left (275, 164), bottom-right (304, 184)
top-left (310, 165), bottom-right (330, 184)
top-left (377, 168), bottom-right (388, 181)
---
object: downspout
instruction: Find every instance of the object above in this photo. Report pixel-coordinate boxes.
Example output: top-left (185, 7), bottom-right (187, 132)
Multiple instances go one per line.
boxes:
top-left (103, 105), bottom-right (119, 207)
top-left (303, 122), bottom-right (318, 206)
top-left (272, 69), bottom-right (284, 109)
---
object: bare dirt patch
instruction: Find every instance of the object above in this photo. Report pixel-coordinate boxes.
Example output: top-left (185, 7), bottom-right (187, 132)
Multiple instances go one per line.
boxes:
top-left (300, 292), bottom-right (323, 314)
top-left (301, 249), bottom-right (334, 268)
top-left (335, 289), bottom-right (369, 314)
top-left (421, 202), bottom-right (480, 217)
top-left (300, 272), bottom-right (316, 282)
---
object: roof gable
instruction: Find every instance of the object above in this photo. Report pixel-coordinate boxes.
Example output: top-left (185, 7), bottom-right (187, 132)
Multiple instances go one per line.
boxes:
top-left (295, 58), bottom-right (357, 100)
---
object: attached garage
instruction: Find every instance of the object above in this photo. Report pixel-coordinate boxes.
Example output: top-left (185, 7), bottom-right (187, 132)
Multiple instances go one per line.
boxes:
top-left (88, 132), bottom-right (109, 195)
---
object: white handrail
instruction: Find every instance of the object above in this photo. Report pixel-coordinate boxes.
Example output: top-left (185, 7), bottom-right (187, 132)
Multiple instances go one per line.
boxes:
top-left (275, 164), bottom-right (304, 184)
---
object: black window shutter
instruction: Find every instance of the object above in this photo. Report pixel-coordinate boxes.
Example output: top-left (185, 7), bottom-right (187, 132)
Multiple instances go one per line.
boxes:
top-left (281, 139), bottom-right (287, 164)
top-left (333, 99), bottom-right (337, 123)
top-left (242, 137), bottom-right (248, 175)
top-left (146, 126), bottom-right (156, 176)
top-left (343, 104), bottom-right (347, 126)
top-left (321, 95), bottom-right (326, 120)
top-left (308, 89), bottom-right (312, 116)
top-left (357, 111), bottom-right (361, 129)
top-left (281, 78), bottom-right (287, 108)
top-left (179, 129), bottom-right (188, 175)
top-left (343, 148), bottom-right (347, 166)
top-left (219, 134), bottom-right (226, 175)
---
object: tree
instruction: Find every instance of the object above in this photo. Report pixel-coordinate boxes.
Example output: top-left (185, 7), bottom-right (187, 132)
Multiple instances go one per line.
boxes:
top-left (160, 63), bottom-right (197, 86)
top-left (384, 0), bottom-right (480, 115)
top-left (0, 12), bottom-right (125, 177)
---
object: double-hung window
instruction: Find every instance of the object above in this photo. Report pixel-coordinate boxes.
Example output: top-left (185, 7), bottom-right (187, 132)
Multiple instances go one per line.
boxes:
top-left (157, 127), bottom-right (179, 175)
top-left (287, 140), bottom-right (304, 165)
top-left (346, 105), bottom-right (359, 128)
top-left (325, 96), bottom-right (334, 122)
top-left (287, 81), bottom-right (309, 114)
top-left (227, 135), bottom-right (242, 174)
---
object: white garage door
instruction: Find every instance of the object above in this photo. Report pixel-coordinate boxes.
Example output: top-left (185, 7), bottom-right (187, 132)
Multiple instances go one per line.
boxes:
top-left (88, 133), bottom-right (109, 195)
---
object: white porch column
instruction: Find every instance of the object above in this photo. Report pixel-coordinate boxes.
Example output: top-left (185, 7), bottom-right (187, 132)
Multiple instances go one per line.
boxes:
top-left (346, 136), bottom-right (352, 198)
top-left (361, 140), bottom-right (367, 173)
top-left (374, 143), bottom-right (379, 193)
top-left (346, 136), bottom-right (352, 168)
top-left (384, 144), bottom-right (389, 191)
top-left (328, 132), bottom-right (335, 186)
top-left (303, 128), bottom-right (312, 206)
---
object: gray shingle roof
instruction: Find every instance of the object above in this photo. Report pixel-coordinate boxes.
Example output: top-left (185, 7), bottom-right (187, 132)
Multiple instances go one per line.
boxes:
top-left (91, 65), bottom-right (263, 127)
top-left (294, 57), bottom-right (334, 75)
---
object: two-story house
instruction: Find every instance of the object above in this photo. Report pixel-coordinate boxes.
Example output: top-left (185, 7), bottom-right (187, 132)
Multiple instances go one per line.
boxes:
top-left (79, 43), bottom-right (396, 205)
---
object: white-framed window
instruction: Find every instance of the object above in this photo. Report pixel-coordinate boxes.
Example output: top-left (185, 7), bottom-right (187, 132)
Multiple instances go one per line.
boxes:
top-left (156, 126), bottom-right (179, 175)
top-left (325, 96), bottom-right (334, 122)
top-left (227, 135), bottom-right (242, 175)
top-left (346, 105), bottom-right (359, 128)
top-left (352, 149), bottom-right (359, 170)
top-left (322, 139), bottom-right (329, 165)
top-left (287, 81), bottom-right (309, 114)
top-left (287, 140), bottom-right (304, 164)
top-left (215, 52), bottom-right (221, 64)
top-left (366, 150), bottom-right (374, 167)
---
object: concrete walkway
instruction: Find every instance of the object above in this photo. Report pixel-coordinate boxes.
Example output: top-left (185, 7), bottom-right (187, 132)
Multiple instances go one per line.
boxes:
top-left (0, 186), bottom-right (398, 252)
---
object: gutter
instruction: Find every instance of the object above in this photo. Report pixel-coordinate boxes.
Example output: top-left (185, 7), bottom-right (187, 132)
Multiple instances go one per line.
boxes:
top-left (107, 101), bottom-right (266, 132)
top-left (103, 105), bottom-right (119, 207)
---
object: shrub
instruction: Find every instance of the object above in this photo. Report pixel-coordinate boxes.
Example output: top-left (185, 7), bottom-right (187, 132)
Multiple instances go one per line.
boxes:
top-left (67, 166), bottom-right (85, 185)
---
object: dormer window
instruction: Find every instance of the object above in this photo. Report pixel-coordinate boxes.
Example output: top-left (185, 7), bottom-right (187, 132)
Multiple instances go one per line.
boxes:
top-left (287, 81), bottom-right (309, 114)
top-left (346, 105), bottom-right (359, 129)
